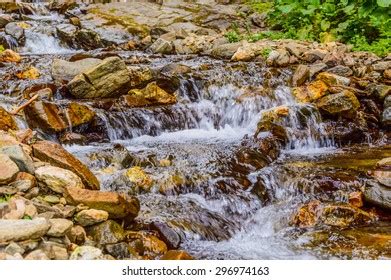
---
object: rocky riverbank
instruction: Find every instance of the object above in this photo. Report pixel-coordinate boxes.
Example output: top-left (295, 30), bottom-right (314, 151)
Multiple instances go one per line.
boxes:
top-left (0, 0), bottom-right (390, 260)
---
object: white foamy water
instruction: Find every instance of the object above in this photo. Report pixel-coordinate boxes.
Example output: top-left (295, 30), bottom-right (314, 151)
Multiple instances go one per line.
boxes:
top-left (21, 31), bottom-right (74, 55)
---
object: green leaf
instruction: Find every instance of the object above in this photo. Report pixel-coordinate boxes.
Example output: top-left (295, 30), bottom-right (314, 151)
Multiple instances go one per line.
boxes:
top-left (321, 20), bottom-right (331, 31)
top-left (278, 4), bottom-right (296, 13)
top-left (377, 0), bottom-right (390, 8)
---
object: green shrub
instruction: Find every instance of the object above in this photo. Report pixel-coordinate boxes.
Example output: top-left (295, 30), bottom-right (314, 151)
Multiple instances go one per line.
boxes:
top-left (225, 30), bottom-right (242, 43)
top-left (248, 0), bottom-right (391, 56)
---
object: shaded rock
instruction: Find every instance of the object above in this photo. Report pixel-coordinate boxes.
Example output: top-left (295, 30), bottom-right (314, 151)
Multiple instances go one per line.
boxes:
top-left (87, 220), bottom-right (125, 245)
top-left (292, 65), bottom-right (310, 87)
top-left (39, 242), bottom-right (68, 260)
top-left (105, 242), bottom-right (130, 259)
top-left (328, 65), bottom-right (353, 77)
top-left (56, 23), bottom-right (77, 47)
top-left (152, 221), bottom-right (181, 249)
top-left (367, 84), bottom-right (390, 102)
top-left (63, 186), bottom-right (139, 219)
top-left (267, 49), bottom-right (290, 67)
top-left (47, 218), bottom-right (73, 237)
top-left (0, 218), bottom-right (50, 243)
top-left (35, 165), bottom-right (84, 194)
top-left (67, 57), bottom-right (130, 99)
top-left (0, 106), bottom-right (17, 131)
top-left (364, 180), bottom-right (391, 210)
top-left (70, 246), bottom-right (103, 260)
top-left (75, 209), bottom-right (109, 226)
top-left (309, 63), bottom-right (328, 78)
top-left (75, 29), bottom-right (103, 50)
top-left (60, 132), bottom-right (87, 145)
top-left (0, 14), bottom-right (12, 29)
top-left (382, 107), bottom-right (391, 128)
top-left (373, 61), bottom-right (391, 71)
top-left (302, 49), bottom-right (327, 63)
top-left (0, 145), bottom-right (35, 174)
top-left (160, 250), bottom-right (194, 260)
top-left (0, 154), bottom-right (19, 184)
top-left (51, 58), bottom-right (102, 82)
top-left (32, 140), bottom-right (100, 190)
top-left (142, 235), bottom-right (167, 258)
top-left (127, 66), bottom-right (154, 88)
top-left (317, 90), bottom-right (360, 118)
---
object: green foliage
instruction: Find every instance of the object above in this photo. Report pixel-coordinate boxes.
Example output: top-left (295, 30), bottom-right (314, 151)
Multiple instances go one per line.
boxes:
top-left (261, 47), bottom-right (272, 58)
top-left (0, 44), bottom-right (5, 53)
top-left (0, 194), bottom-right (12, 203)
top-left (249, 0), bottom-right (391, 56)
top-left (225, 30), bottom-right (241, 43)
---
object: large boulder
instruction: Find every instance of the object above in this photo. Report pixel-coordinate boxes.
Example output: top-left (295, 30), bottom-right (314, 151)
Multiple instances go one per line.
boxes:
top-left (51, 58), bottom-right (102, 82)
top-left (35, 165), bottom-right (84, 194)
top-left (0, 106), bottom-right (17, 131)
top-left (63, 186), bottom-right (139, 219)
top-left (0, 218), bottom-right (50, 243)
top-left (67, 57), bottom-right (131, 99)
top-left (0, 154), bottom-right (19, 184)
top-left (316, 90), bottom-right (360, 118)
top-left (32, 141), bottom-right (100, 190)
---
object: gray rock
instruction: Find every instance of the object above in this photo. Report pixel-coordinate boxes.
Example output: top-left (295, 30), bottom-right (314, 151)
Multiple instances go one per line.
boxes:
top-left (56, 23), bottom-right (77, 47)
top-left (0, 218), bottom-right (50, 243)
top-left (0, 145), bottom-right (35, 174)
top-left (87, 220), bottom-right (125, 245)
top-left (67, 57), bottom-right (131, 99)
top-left (211, 42), bottom-right (242, 59)
top-left (5, 22), bottom-right (24, 42)
top-left (373, 61), bottom-right (391, 71)
top-left (292, 65), bottom-right (309, 86)
top-left (51, 58), bottom-right (102, 82)
top-left (382, 107), bottom-right (391, 128)
top-left (364, 180), bottom-right (391, 210)
top-left (328, 65), bottom-right (353, 77)
top-left (0, 154), bottom-right (19, 185)
top-left (105, 242), bottom-right (130, 259)
top-left (4, 242), bottom-right (25, 256)
top-left (0, 14), bottom-right (12, 29)
top-left (149, 38), bottom-right (173, 54)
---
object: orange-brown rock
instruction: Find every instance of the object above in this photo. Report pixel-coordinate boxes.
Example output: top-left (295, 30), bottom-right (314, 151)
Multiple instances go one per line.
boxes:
top-left (0, 49), bottom-right (21, 63)
top-left (25, 101), bottom-right (67, 133)
top-left (63, 186), bottom-right (139, 219)
top-left (160, 250), bottom-right (194, 260)
top-left (0, 106), bottom-right (17, 131)
top-left (15, 66), bottom-right (40, 80)
top-left (348, 192), bottom-right (364, 208)
top-left (32, 140), bottom-right (100, 190)
top-left (293, 80), bottom-right (329, 103)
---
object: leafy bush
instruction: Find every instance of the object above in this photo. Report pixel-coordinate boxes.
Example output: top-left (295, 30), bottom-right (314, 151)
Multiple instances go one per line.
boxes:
top-left (248, 0), bottom-right (391, 56)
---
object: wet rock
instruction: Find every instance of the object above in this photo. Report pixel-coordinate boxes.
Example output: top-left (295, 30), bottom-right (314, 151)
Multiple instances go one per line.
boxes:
top-left (5, 22), bottom-right (25, 44)
top-left (75, 29), bottom-right (103, 50)
top-left (0, 106), bottom-right (17, 131)
top-left (348, 192), bottom-right (364, 208)
top-left (124, 167), bottom-right (153, 193)
top-left (149, 38), bottom-right (173, 54)
top-left (151, 222), bottom-right (181, 249)
top-left (24, 101), bottom-right (66, 133)
top-left (66, 225), bottom-right (86, 245)
top-left (0, 145), bottom-right (35, 174)
top-left (47, 218), bottom-right (73, 237)
top-left (292, 201), bottom-right (374, 228)
top-left (32, 141), bottom-right (100, 190)
top-left (67, 57), bottom-right (131, 99)
top-left (317, 90), bottom-right (360, 118)
top-left (105, 242), bottom-right (131, 259)
top-left (63, 186), bottom-right (139, 219)
top-left (65, 102), bottom-right (96, 127)
top-left (51, 58), bottom-right (102, 82)
top-left (127, 66), bottom-right (154, 88)
top-left (60, 132), bottom-right (87, 145)
top-left (0, 218), bottom-right (50, 243)
top-left (160, 63), bottom-right (192, 76)
top-left (87, 220), bottom-right (125, 245)
top-left (368, 84), bottom-right (390, 102)
top-left (35, 166), bottom-right (84, 194)
top-left (70, 246), bottom-right (103, 260)
top-left (123, 82), bottom-right (176, 107)
top-left (56, 23), bottom-right (78, 47)
top-left (0, 154), bottom-right (19, 184)
top-left (15, 66), bottom-right (39, 80)
top-left (75, 209), bottom-right (109, 226)
top-left (364, 180), bottom-right (391, 210)
top-left (292, 65), bottom-right (310, 87)
top-left (160, 250), bottom-right (194, 260)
